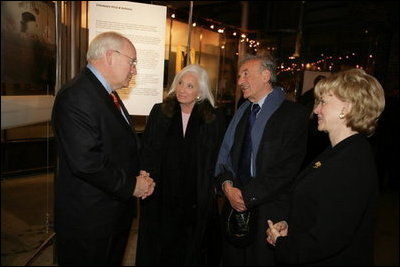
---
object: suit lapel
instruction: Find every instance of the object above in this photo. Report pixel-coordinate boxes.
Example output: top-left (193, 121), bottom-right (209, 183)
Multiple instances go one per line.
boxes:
top-left (84, 68), bottom-right (138, 137)
top-left (113, 91), bottom-right (134, 125)
top-left (113, 92), bottom-right (140, 148)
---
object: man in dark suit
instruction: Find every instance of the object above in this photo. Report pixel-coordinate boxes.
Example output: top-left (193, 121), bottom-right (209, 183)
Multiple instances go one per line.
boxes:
top-left (52, 31), bottom-right (155, 265)
top-left (215, 54), bottom-right (308, 265)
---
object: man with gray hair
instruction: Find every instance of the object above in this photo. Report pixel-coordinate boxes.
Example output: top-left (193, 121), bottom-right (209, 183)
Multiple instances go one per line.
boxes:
top-left (215, 54), bottom-right (308, 265)
top-left (52, 31), bottom-right (155, 265)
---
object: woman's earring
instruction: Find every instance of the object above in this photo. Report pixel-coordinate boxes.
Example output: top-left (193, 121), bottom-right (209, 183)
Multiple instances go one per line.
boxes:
top-left (196, 96), bottom-right (200, 101)
top-left (339, 112), bottom-right (345, 119)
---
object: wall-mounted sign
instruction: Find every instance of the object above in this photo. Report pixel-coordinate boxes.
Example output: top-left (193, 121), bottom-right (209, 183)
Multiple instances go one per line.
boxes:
top-left (88, 1), bottom-right (166, 116)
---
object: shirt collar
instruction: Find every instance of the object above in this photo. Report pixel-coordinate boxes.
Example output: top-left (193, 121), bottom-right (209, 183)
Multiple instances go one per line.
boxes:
top-left (253, 90), bottom-right (270, 109)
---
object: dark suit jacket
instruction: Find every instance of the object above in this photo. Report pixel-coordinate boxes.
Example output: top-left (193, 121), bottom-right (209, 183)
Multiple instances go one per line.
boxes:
top-left (216, 100), bottom-right (309, 265)
top-left (275, 134), bottom-right (378, 265)
top-left (52, 67), bottom-right (139, 239)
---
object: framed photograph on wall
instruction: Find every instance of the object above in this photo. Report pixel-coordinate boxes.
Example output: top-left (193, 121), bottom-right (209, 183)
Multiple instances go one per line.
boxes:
top-left (1, 1), bottom-right (56, 96)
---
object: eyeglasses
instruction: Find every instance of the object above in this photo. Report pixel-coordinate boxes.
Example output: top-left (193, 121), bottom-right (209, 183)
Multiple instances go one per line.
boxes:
top-left (111, 50), bottom-right (137, 67)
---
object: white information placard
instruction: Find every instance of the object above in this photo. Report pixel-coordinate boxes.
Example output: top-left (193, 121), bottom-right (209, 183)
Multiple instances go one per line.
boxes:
top-left (88, 1), bottom-right (166, 115)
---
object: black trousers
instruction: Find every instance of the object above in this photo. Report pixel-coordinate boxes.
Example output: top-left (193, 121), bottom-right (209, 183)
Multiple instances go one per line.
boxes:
top-left (56, 232), bottom-right (129, 266)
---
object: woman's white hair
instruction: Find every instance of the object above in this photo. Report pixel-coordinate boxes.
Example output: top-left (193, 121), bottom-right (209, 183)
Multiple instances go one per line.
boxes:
top-left (86, 31), bottom-right (129, 61)
top-left (167, 64), bottom-right (215, 107)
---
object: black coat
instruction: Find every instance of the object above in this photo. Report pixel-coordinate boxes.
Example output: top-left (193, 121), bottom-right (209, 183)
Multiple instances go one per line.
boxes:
top-left (216, 100), bottom-right (309, 265)
top-left (275, 134), bottom-right (379, 265)
top-left (136, 98), bottom-right (226, 266)
top-left (52, 68), bottom-right (139, 239)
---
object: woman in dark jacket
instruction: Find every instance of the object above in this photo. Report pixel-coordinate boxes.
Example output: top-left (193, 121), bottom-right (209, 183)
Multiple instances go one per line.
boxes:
top-left (266, 69), bottom-right (386, 265)
top-left (135, 64), bottom-right (226, 266)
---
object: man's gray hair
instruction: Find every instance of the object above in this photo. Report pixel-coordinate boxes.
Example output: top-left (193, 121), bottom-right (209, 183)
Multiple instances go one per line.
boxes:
top-left (87, 31), bottom-right (131, 61)
top-left (239, 54), bottom-right (277, 83)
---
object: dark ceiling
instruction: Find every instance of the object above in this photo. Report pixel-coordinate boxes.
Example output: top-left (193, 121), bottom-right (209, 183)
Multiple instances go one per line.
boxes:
top-left (138, 1), bottom-right (399, 60)
top-left (146, 1), bottom-right (398, 33)
top-left (133, 0), bottom-right (399, 82)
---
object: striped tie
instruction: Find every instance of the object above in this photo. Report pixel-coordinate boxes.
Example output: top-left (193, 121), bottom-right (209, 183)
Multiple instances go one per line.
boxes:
top-left (110, 91), bottom-right (121, 110)
top-left (237, 103), bottom-right (260, 185)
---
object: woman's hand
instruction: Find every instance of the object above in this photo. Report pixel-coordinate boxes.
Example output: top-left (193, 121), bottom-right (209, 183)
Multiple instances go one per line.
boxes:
top-left (266, 220), bottom-right (288, 246)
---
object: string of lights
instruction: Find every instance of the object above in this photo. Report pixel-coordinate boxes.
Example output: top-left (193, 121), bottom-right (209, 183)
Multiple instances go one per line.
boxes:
top-left (168, 8), bottom-right (376, 74)
top-left (168, 8), bottom-right (261, 50)
top-left (278, 52), bottom-right (375, 74)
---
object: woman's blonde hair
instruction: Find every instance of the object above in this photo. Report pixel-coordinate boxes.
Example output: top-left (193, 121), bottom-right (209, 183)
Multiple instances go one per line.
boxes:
top-left (315, 68), bottom-right (385, 136)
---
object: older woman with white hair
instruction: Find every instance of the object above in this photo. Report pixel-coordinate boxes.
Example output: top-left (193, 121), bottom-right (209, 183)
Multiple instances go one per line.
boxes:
top-left (136, 64), bottom-right (226, 265)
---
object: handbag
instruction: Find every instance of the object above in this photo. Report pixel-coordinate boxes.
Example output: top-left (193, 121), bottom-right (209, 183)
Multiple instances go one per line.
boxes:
top-left (222, 204), bottom-right (257, 247)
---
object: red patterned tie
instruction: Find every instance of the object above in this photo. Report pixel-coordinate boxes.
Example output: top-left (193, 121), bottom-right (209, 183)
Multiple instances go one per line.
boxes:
top-left (110, 91), bottom-right (121, 110)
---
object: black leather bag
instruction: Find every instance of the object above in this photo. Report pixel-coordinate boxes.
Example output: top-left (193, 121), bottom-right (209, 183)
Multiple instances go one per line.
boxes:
top-left (221, 204), bottom-right (257, 248)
